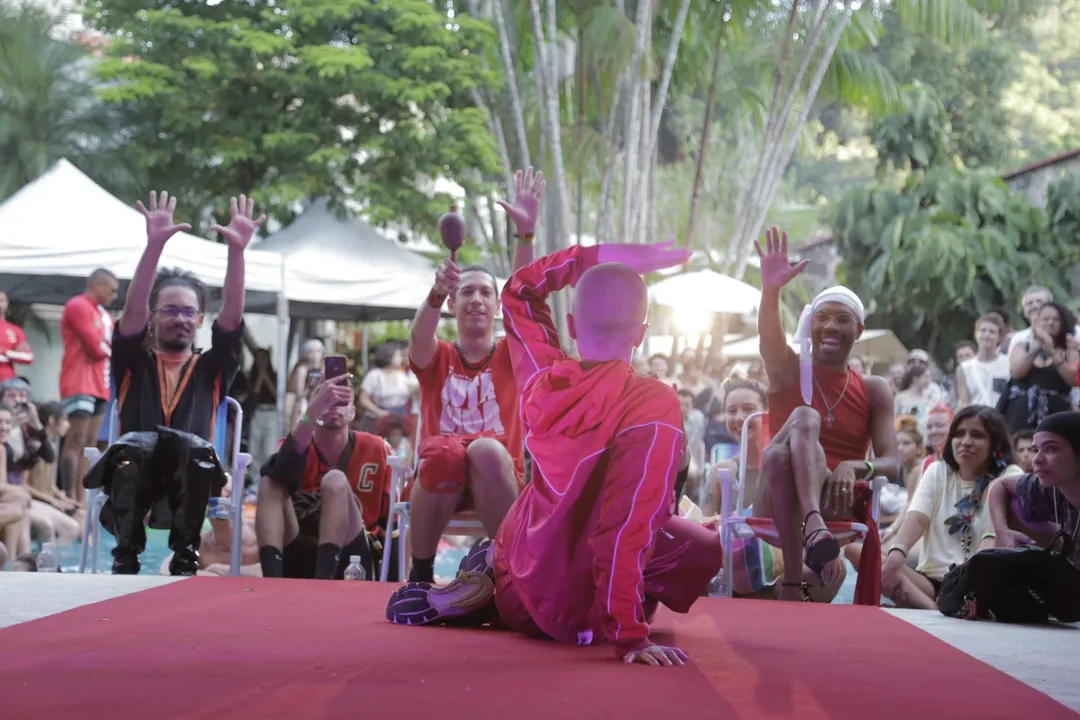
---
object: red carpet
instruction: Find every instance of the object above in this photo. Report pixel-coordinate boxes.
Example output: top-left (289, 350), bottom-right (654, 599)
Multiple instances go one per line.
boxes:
top-left (0, 578), bottom-right (1072, 719)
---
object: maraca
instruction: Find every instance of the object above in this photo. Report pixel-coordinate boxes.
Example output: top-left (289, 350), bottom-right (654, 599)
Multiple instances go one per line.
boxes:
top-left (439, 205), bottom-right (466, 262)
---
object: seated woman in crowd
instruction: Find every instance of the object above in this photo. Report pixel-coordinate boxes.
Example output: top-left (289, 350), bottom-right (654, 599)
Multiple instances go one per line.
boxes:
top-left (4, 403), bottom-right (80, 546)
top-left (986, 412), bottom-right (1080, 568)
top-left (881, 416), bottom-right (925, 531)
top-left (882, 406), bottom-right (1020, 609)
top-left (0, 407), bottom-right (32, 560)
top-left (28, 403), bottom-right (85, 529)
top-left (1001, 300), bottom-right (1078, 433)
top-left (357, 343), bottom-right (417, 432)
top-left (703, 380), bottom-right (844, 602)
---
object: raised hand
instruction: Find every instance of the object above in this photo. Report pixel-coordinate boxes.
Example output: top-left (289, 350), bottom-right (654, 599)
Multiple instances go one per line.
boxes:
top-left (210, 194), bottom-right (267, 252)
top-left (306, 375), bottom-right (354, 420)
top-left (136, 191), bottom-right (192, 247)
top-left (433, 258), bottom-right (461, 298)
top-left (496, 167), bottom-right (545, 234)
top-left (622, 645), bottom-right (689, 667)
top-left (597, 240), bottom-right (692, 275)
top-left (755, 227), bottom-right (808, 291)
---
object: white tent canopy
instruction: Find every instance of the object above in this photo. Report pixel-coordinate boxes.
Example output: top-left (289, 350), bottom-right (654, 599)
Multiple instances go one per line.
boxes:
top-left (649, 269), bottom-right (761, 316)
top-left (255, 198), bottom-right (448, 322)
top-left (0, 159), bottom-right (284, 310)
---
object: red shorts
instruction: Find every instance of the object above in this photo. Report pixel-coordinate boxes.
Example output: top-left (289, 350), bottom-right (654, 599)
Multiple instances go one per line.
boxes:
top-left (404, 434), bottom-right (523, 512)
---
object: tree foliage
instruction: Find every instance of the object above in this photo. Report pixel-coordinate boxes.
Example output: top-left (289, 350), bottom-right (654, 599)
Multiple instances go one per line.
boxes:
top-left (86, 0), bottom-right (502, 235)
top-left (871, 82), bottom-right (952, 172)
top-left (833, 166), bottom-right (1080, 361)
top-left (0, 1), bottom-right (141, 202)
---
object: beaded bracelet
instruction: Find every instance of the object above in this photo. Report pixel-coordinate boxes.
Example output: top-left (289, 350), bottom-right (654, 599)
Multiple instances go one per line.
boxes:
top-left (427, 288), bottom-right (447, 308)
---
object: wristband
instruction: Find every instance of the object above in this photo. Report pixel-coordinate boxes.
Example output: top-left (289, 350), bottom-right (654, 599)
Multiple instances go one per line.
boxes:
top-left (981, 532), bottom-right (997, 540)
top-left (300, 412), bottom-right (315, 426)
top-left (515, 232), bottom-right (535, 245)
top-left (888, 546), bottom-right (907, 560)
top-left (862, 460), bottom-right (875, 481)
top-left (427, 288), bottom-right (447, 308)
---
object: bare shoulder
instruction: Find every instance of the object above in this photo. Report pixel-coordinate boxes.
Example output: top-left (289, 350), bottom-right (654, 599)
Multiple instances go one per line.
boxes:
top-left (863, 375), bottom-right (893, 409)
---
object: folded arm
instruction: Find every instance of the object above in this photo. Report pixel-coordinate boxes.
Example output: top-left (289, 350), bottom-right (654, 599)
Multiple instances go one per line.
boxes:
top-left (67, 302), bottom-right (111, 360)
top-left (501, 245), bottom-right (600, 393)
top-left (590, 416), bottom-right (684, 657)
top-left (6, 334), bottom-right (33, 365)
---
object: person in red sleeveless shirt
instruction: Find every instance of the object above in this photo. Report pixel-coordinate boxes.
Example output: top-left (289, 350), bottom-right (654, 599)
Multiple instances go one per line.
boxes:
top-left (755, 228), bottom-right (899, 603)
top-left (0, 291), bottom-right (34, 383)
top-left (389, 242), bottom-right (723, 668)
top-left (255, 374), bottom-right (393, 580)
top-left (59, 268), bottom-right (118, 503)
top-left (403, 168), bottom-right (542, 583)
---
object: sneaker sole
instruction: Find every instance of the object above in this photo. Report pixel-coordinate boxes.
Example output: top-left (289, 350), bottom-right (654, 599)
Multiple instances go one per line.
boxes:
top-left (458, 538), bottom-right (495, 580)
top-left (386, 570), bottom-right (495, 626)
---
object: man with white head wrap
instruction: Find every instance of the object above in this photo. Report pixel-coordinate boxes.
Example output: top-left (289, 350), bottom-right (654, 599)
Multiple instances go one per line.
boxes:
top-left (753, 227), bottom-right (899, 604)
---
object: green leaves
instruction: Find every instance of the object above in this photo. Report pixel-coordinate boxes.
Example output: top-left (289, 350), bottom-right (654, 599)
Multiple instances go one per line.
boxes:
top-left (85, 0), bottom-right (501, 236)
top-left (834, 165), bottom-right (1079, 360)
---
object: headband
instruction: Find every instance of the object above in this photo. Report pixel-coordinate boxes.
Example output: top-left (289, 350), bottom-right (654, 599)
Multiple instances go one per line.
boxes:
top-left (795, 286), bottom-right (865, 404)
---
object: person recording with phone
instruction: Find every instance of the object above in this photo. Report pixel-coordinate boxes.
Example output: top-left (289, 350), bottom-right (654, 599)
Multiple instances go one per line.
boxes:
top-left (255, 358), bottom-right (395, 581)
top-left (1002, 300), bottom-right (1078, 433)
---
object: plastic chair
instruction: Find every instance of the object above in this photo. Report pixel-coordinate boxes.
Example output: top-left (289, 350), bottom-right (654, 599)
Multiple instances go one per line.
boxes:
top-left (78, 396), bottom-right (252, 576)
top-left (716, 411), bottom-right (886, 599)
top-left (379, 402), bottom-right (486, 583)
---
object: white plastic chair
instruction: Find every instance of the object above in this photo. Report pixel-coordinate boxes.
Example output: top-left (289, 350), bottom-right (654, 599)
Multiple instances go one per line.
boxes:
top-left (78, 396), bottom-right (251, 576)
top-left (716, 411), bottom-right (886, 599)
top-left (379, 402), bottom-right (485, 582)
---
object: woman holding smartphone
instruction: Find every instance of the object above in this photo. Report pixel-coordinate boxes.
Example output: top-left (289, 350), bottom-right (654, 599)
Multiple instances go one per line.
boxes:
top-left (1001, 300), bottom-right (1078, 433)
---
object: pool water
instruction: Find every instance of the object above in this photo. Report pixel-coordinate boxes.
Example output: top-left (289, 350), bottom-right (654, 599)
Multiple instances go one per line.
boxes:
top-left (53, 534), bottom-right (863, 603)
top-left (56, 530), bottom-right (469, 579)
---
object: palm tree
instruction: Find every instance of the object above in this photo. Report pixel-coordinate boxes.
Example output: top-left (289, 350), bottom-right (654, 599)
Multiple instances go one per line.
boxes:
top-left (0, 2), bottom-right (141, 202)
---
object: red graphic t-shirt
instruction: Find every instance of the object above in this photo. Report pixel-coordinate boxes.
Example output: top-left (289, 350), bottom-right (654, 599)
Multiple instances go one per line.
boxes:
top-left (0, 318), bottom-right (32, 383)
top-left (412, 339), bottom-right (524, 478)
top-left (60, 293), bottom-right (114, 400)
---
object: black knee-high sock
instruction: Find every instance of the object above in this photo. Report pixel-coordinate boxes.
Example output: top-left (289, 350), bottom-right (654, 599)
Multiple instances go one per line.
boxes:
top-left (673, 466), bottom-right (690, 507)
top-left (259, 546), bottom-right (284, 578)
top-left (315, 543), bottom-right (342, 580)
top-left (410, 555), bottom-right (435, 583)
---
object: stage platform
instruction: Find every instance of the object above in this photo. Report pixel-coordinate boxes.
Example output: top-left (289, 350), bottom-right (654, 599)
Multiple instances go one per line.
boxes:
top-left (1, 574), bottom-right (1077, 718)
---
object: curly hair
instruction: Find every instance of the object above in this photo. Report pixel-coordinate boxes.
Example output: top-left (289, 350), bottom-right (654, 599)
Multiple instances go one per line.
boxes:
top-left (150, 267), bottom-right (210, 313)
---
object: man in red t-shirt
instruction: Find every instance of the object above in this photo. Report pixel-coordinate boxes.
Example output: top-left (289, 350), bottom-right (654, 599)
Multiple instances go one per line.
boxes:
top-left (59, 268), bottom-right (119, 502)
top-left (0, 291), bottom-right (34, 384)
top-left (256, 375), bottom-right (393, 580)
top-left (389, 242), bottom-right (724, 667)
top-left (404, 167), bottom-right (543, 583)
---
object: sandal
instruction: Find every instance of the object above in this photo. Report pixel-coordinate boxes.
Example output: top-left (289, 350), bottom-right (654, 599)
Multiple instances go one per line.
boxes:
top-left (781, 581), bottom-right (813, 602)
top-left (802, 510), bottom-right (840, 585)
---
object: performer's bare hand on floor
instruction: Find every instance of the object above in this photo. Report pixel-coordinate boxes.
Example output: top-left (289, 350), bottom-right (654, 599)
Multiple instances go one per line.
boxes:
top-left (622, 645), bottom-right (689, 667)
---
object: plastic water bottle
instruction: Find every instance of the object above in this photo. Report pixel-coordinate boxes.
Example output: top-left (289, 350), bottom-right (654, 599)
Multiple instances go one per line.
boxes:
top-left (38, 542), bottom-right (59, 572)
top-left (343, 555), bottom-right (366, 581)
top-left (207, 497), bottom-right (231, 520)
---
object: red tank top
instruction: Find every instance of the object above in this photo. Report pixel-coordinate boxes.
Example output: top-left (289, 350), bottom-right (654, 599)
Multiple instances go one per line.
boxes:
top-left (769, 367), bottom-right (872, 470)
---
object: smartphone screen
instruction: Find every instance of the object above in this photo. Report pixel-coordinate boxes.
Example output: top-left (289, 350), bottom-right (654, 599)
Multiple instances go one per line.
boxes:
top-left (325, 355), bottom-right (348, 380)
top-left (324, 355), bottom-right (349, 406)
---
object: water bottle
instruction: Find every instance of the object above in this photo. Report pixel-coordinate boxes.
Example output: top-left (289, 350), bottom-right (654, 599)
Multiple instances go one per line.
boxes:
top-left (38, 542), bottom-right (59, 573)
top-left (343, 556), bottom-right (366, 581)
top-left (207, 497), bottom-right (231, 520)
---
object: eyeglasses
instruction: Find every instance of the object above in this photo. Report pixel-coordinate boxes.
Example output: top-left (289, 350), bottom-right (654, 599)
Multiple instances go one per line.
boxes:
top-left (156, 305), bottom-right (199, 320)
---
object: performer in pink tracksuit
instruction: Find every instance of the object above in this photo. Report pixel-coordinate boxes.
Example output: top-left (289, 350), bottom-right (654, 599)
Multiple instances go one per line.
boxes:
top-left (388, 242), bottom-right (723, 667)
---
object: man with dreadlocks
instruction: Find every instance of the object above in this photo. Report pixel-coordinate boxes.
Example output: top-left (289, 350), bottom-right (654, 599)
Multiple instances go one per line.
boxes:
top-left (94, 191), bottom-right (263, 574)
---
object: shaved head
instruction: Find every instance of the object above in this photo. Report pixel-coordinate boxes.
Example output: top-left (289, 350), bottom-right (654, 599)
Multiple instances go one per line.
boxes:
top-left (569, 263), bottom-right (649, 361)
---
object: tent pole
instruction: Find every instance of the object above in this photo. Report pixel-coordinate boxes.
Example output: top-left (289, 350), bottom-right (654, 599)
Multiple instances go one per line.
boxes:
top-left (275, 275), bottom-right (290, 440)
